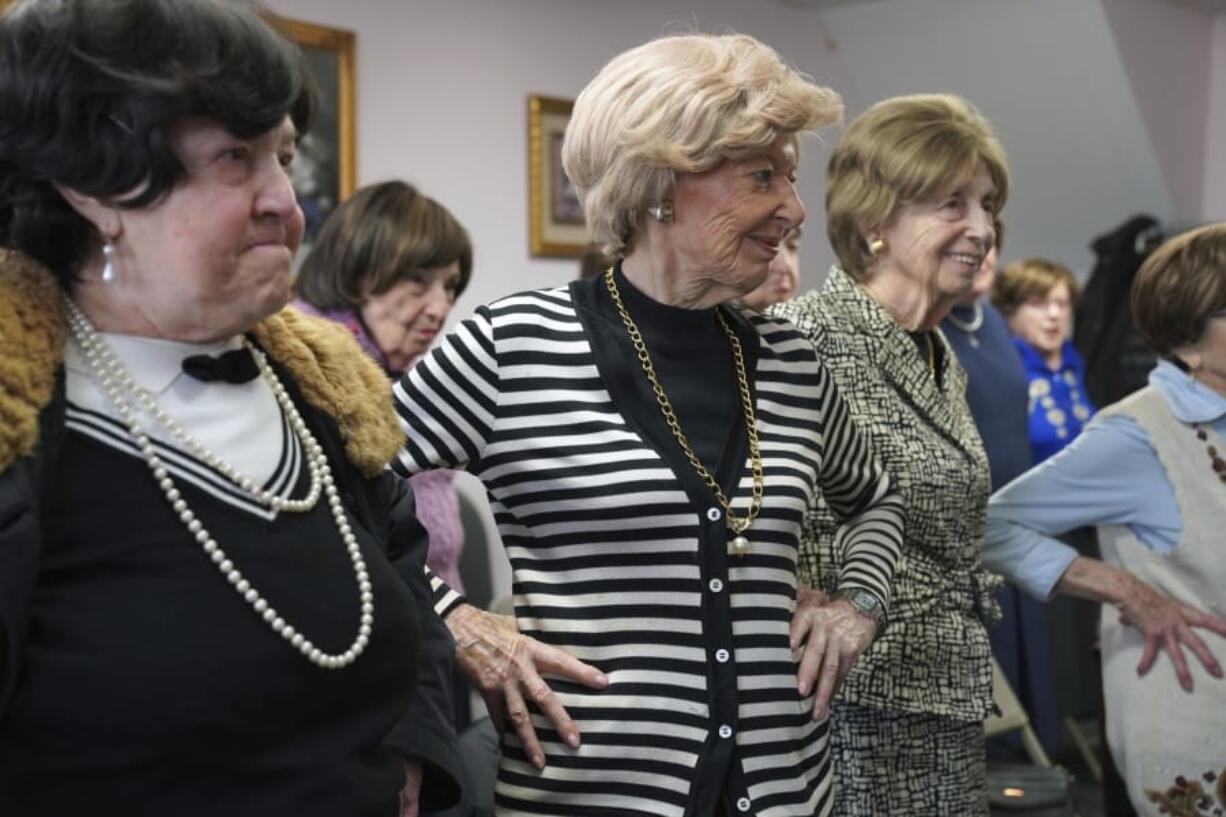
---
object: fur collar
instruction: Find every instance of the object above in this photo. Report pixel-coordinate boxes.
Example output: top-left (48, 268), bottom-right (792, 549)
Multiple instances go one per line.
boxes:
top-left (0, 250), bottom-right (403, 477)
top-left (0, 250), bottom-right (67, 471)
top-left (250, 309), bottom-right (403, 478)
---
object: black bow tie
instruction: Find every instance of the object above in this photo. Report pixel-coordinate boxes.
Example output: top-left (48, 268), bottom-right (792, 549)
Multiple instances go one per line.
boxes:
top-left (181, 347), bottom-right (260, 384)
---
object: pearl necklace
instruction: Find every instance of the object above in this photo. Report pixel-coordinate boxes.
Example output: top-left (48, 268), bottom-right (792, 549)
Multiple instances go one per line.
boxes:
top-left (945, 301), bottom-right (984, 348)
top-left (63, 297), bottom-right (373, 669)
top-left (72, 331), bottom-right (321, 512)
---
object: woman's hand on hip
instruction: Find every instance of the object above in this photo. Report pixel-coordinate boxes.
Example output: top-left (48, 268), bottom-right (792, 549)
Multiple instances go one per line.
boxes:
top-left (789, 585), bottom-right (878, 721)
top-left (1117, 574), bottom-right (1226, 691)
top-left (445, 603), bottom-right (609, 769)
top-left (1056, 556), bottom-right (1226, 691)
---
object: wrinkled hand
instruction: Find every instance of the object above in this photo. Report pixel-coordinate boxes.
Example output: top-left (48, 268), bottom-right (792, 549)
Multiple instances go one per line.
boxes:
top-left (1117, 577), bottom-right (1226, 691)
top-left (399, 760), bottom-right (422, 817)
top-left (446, 603), bottom-right (608, 769)
top-left (789, 586), bottom-right (878, 721)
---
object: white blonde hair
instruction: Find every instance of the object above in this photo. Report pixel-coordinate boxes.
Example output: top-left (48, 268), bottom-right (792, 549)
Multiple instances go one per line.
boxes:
top-left (562, 33), bottom-right (842, 257)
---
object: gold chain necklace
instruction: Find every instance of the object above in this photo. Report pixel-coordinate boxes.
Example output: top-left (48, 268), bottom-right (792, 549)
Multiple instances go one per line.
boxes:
top-left (604, 269), bottom-right (764, 555)
top-left (925, 332), bottom-right (938, 382)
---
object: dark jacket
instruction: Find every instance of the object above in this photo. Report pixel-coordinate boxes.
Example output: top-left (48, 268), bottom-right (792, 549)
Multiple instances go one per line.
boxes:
top-left (1074, 214), bottom-right (1159, 407)
top-left (0, 251), bottom-right (467, 814)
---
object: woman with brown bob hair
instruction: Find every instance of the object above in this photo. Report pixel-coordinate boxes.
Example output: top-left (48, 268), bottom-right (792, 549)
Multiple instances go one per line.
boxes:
top-left (296, 180), bottom-right (472, 376)
top-left (294, 182), bottom-right (477, 772)
top-left (294, 179), bottom-right (475, 669)
top-left (993, 257), bottom-right (1095, 464)
top-left (987, 223), bottom-right (1226, 816)
top-left (775, 95), bottom-right (1224, 814)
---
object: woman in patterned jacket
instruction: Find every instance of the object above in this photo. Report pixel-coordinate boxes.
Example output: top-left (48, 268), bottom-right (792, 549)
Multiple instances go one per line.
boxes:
top-left (391, 34), bottom-right (906, 817)
top-left (774, 93), bottom-right (1226, 815)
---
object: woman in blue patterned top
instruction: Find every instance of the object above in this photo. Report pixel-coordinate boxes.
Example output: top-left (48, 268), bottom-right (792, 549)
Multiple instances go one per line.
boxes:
top-left (993, 258), bottom-right (1096, 463)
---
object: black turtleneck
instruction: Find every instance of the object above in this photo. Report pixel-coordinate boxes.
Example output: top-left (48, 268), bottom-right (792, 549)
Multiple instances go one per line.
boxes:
top-left (585, 265), bottom-right (756, 474)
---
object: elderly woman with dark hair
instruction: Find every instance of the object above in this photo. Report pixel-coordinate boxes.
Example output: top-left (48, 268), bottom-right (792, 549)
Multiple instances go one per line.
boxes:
top-left (295, 181), bottom-right (473, 377)
top-left (294, 180), bottom-right (474, 594)
top-left (774, 94), bottom-right (1226, 815)
top-left (987, 224), bottom-right (1226, 816)
top-left (391, 33), bottom-right (905, 817)
top-left (0, 2), bottom-right (464, 815)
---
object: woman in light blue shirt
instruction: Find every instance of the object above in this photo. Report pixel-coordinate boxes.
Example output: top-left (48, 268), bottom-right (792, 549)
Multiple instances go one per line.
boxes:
top-left (985, 224), bottom-right (1226, 816)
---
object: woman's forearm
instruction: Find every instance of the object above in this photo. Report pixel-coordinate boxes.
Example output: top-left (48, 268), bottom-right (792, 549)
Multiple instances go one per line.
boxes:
top-left (1053, 555), bottom-right (1136, 606)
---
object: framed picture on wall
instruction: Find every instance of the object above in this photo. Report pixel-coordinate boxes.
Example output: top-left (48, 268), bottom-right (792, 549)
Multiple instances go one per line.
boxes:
top-left (528, 95), bottom-right (590, 258)
top-left (265, 14), bottom-right (356, 243)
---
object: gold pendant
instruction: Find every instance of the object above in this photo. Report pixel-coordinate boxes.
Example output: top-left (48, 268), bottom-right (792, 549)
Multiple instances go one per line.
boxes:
top-left (730, 535), bottom-right (750, 556)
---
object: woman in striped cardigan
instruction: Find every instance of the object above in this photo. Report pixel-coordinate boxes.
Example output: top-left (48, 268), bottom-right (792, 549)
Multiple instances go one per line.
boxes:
top-left (393, 34), bottom-right (905, 817)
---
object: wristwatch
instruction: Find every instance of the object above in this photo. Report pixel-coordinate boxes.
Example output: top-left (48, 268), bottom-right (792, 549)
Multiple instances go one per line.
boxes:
top-left (833, 588), bottom-right (888, 634)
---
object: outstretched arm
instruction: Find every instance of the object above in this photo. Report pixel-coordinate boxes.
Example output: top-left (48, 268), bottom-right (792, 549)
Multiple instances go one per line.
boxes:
top-left (988, 415), bottom-right (1226, 690)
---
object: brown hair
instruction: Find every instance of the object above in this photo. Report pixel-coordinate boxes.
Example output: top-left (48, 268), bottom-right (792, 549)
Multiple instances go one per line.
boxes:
top-left (826, 93), bottom-right (1009, 282)
top-left (1131, 223), bottom-right (1226, 356)
top-left (991, 258), bottom-right (1079, 316)
top-left (296, 180), bottom-right (472, 311)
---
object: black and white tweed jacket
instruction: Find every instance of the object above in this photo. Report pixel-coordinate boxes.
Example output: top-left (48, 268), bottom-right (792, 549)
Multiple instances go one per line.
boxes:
top-left (774, 266), bottom-right (1003, 724)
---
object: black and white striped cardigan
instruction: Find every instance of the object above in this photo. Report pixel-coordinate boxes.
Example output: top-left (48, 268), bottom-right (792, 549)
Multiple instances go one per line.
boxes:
top-left (392, 281), bottom-right (904, 817)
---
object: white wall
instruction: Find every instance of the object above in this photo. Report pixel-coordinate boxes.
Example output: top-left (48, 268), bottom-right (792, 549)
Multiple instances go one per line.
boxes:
top-left (814, 0), bottom-right (1188, 275)
top-left (1103, 0), bottom-right (1214, 222)
top-left (1204, 14), bottom-right (1226, 219)
top-left (265, 0), bottom-right (853, 598)
top-left (268, 0), bottom-right (1223, 291)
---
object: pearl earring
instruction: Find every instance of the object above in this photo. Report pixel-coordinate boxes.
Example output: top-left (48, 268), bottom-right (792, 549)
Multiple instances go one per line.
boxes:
top-left (101, 240), bottom-right (117, 283)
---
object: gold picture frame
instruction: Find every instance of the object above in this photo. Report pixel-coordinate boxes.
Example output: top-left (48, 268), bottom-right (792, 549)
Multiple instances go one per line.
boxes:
top-left (265, 14), bottom-right (356, 241)
top-left (528, 95), bottom-right (590, 258)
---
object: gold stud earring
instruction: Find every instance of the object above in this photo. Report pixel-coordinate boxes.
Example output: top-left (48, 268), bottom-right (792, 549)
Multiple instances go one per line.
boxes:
top-left (868, 238), bottom-right (886, 258)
